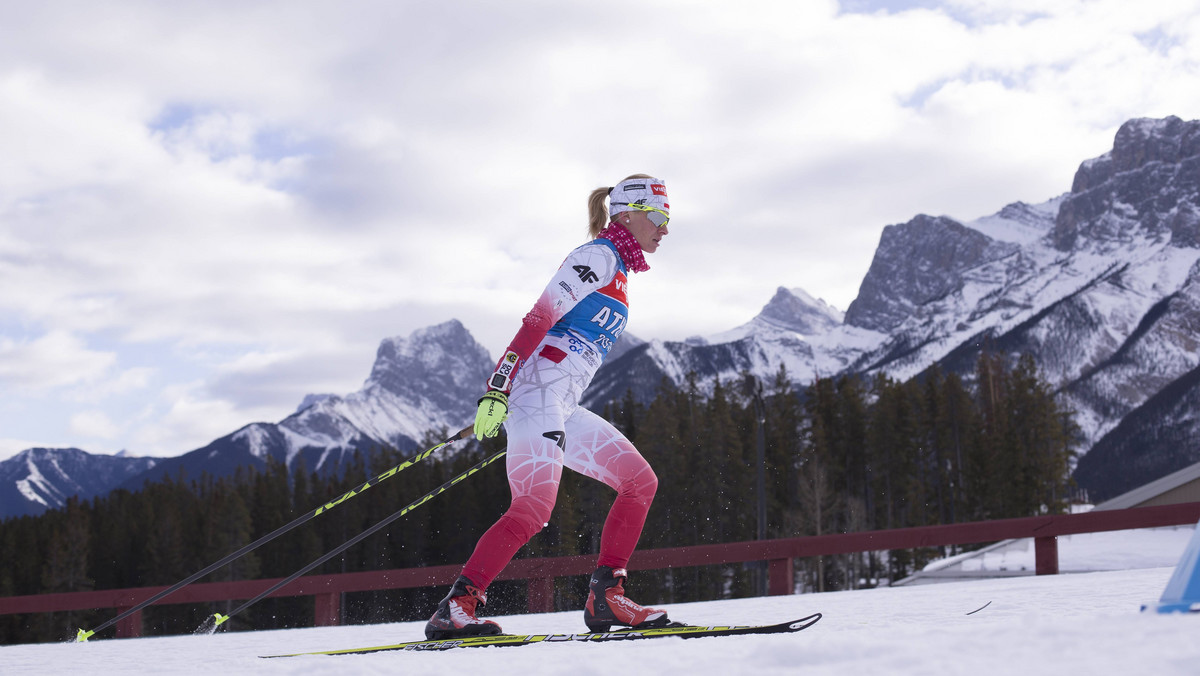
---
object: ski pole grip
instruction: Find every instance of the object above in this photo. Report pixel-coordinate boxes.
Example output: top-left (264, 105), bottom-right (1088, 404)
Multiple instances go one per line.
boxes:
top-left (458, 424), bottom-right (474, 440)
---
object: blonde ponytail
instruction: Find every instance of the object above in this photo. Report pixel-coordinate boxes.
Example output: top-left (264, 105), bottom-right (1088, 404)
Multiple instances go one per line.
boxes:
top-left (587, 187), bottom-right (611, 239)
top-left (586, 173), bottom-right (655, 239)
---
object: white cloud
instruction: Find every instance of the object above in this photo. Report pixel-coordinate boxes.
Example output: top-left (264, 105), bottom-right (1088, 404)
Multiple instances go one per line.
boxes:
top-left (129, 382), bottom-right (278, 456)
top-left (65, 367), bottom-right (155, 403)
top-left (1, 0), bottom-right (1199, 457)
top-left (69, 410), bottom-right (122, 440)
top-left (0, 331), bottom-right (115, 390)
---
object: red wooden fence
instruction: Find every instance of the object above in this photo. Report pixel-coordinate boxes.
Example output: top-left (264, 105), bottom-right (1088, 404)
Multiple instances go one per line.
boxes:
top-left (3, 501), bottom-right (1197, 639)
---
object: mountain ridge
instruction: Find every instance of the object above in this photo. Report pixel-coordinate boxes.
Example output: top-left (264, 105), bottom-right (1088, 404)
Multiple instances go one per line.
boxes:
top-left (0, 448), bottom-right (157, 518)
top-left (8, 115), bottom-right (1200, 517)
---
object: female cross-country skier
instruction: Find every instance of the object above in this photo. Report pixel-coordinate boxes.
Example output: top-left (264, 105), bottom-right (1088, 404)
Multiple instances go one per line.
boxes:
top-left (425, 174), bottom-right (672, 639)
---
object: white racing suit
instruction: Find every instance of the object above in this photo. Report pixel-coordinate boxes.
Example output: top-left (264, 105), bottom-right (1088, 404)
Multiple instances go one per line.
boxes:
top-left (461, 238), bottom-right (658, 589)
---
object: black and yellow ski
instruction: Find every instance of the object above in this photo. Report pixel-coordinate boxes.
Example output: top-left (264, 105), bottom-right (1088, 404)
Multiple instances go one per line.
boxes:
top-left (262, 614), bottom-right (822, 657)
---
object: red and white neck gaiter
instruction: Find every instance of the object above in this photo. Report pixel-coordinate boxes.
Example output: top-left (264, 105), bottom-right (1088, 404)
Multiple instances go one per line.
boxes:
top-left (597, 222), bottom-right (650, 273)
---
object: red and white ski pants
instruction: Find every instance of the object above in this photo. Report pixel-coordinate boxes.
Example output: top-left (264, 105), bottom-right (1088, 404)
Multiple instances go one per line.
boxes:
top-left (461, 341), bottom-right (658, 590)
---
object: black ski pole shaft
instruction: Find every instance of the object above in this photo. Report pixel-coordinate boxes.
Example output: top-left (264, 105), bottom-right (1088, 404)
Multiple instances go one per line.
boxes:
top-left (75, 424), bottom-right (474, 642)
top-left (199, 449), bottom-right (506, 633)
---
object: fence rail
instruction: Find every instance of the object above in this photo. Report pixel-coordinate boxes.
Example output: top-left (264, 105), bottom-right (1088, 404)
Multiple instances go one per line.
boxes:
top-left (4, 501), bottom-right (1197, 639)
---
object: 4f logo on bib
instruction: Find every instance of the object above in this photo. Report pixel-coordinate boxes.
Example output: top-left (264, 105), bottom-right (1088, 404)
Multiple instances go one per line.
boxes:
top-left (574, 265), bottom-right (599, 284)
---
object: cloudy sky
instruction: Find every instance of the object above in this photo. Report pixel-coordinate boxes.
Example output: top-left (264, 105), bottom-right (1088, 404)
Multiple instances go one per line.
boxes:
top-left (2, 0), bottom-right (1198, 461)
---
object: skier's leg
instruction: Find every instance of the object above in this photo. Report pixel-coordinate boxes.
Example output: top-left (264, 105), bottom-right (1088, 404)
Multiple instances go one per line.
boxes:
top-left (461, 373), bottom-right (568, 589)
top-left (459, 428), bottom-right (563, 589)
top-left (562, 408), bottom-right (666, 631)
top-left (427, 360), bottom-right (568, 639)
top-left (562, 407), bottom-right (659, 569)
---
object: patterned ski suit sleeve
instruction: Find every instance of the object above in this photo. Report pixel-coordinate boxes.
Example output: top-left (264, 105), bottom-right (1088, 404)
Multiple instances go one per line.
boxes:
top-left (485, 243), bottom-right (621, 391)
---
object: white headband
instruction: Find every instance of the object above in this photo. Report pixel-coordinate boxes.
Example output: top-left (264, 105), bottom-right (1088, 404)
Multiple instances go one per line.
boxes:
top-left (609, 177), bottom-right (669, 218)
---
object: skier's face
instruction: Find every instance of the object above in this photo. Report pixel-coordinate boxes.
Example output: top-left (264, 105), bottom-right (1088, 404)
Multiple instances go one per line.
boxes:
top-left (622, 211), bottom-right (669, 254)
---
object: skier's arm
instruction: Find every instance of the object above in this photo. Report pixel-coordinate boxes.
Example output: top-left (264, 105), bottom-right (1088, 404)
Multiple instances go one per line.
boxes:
top-left (491, 244), bottom-right (618, 390)
top-left (474, 246), bottom-right (617, 437)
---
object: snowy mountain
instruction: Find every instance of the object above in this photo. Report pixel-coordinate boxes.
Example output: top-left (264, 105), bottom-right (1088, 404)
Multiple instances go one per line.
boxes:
top-left (581, 287), bottom-right (881, 409)
top-left (585, 116), bottom-right (1200, 502)
top-left (0, 448), bottom-right (157, 518)
top-left (711, 287), bottom-right (845, 343)
top-left (8, 116), bottom-right (1199, 518)
top-left (120, 319), bottom-right (493, 489)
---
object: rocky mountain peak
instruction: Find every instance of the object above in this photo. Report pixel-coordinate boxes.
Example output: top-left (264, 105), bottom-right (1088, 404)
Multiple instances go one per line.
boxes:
top-left (843, 214), bottom-right (1017, 333)
top-left (1057, 116), bottom-right (1200, 250)
top-left (1112, 116), bottom-right (1198, 173)
top-left (758, 287), bottom-right (843, 335)
top-left (367, 319), bottom-right (492, 399)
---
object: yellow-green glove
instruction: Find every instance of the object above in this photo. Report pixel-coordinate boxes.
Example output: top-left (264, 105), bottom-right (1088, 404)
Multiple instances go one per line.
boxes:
top-left (475, 390), bottom-right (509, 438)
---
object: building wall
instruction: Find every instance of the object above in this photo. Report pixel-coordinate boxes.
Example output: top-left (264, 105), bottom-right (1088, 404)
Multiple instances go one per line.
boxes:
top-left (1137, 479), bottom-right (1200, 508)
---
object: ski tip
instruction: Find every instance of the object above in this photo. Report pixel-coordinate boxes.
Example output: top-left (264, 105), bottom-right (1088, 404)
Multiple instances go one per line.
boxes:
top-left (75, 628), bottom-right (94, 643)
top-left (789, 613), bottom-right (823, 630)
top-left (966, 601), bottom-right (992, 615)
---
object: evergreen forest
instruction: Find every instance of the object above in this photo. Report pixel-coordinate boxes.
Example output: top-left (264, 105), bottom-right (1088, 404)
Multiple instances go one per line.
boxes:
top-left (0, 352), bottom-right (1077, 644)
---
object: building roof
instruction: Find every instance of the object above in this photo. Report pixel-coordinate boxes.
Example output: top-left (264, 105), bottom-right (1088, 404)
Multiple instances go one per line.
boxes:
top-left (1094, 460), bottom-right (1200, 511)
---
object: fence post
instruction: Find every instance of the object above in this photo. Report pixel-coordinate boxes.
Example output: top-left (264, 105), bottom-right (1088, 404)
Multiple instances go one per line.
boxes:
top-left (767, 558), bottom-right (794, 596)
top-left (313, 592), bottom-right (341, 626)
top-left (527, 577), bottom-right (555, 613)
top-left (1035, 536), bottom-right (1059, 575)
top-left (114, 607), bottom-right (142, 638)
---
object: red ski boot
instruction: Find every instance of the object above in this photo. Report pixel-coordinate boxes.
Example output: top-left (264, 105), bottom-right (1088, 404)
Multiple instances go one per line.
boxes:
top-left (425, 575), bottom-right (503, 639)
top-left (584, 566), bottom-right (671, 632)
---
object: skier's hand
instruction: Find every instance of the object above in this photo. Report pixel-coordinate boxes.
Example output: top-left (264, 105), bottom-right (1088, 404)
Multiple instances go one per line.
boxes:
top-left (475, 390), bottom-right (509, 438)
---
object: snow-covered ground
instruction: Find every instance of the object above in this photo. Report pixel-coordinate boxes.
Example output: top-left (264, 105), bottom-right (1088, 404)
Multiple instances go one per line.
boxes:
top-left (5, 565), bottom-right (1198, 676)
top-left (901, 525), bottom-right (1196, 583)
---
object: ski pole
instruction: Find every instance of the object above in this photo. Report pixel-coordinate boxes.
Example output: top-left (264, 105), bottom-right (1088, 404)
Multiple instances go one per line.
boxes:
top-left (197, 448), bottom-right (506, 634)
top-left (75, 424), bottom-right (474, 642)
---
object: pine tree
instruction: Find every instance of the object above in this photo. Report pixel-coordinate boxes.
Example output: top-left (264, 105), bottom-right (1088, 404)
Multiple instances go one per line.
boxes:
top-left (40, 497), bottom-right (94, 638)
top-left (1006, 354), bottom-right (1077, 514)
top-left (795, 377), bottom-right (842, 591)
top-left (865, 374), bottom-right (924, 580)
top-left (971, 350), bottom-right (1012, 519)
top-left (938, 370), bottom-right (978, 525)
top-left (764, 365), bottom-right (803, 538)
